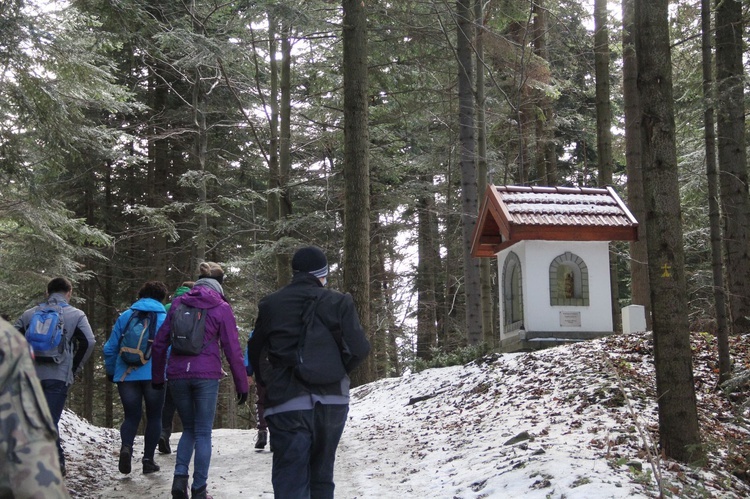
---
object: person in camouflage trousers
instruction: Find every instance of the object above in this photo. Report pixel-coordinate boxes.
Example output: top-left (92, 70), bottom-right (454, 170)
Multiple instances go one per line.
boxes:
top-left (0, 316), bottom-right (69, 498)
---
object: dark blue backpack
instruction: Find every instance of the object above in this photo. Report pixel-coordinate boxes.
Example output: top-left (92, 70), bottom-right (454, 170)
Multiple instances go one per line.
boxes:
top-left (26, 303), bottom-right (68, 363)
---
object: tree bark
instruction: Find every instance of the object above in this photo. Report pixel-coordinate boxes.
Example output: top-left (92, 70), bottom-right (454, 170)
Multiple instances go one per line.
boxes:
top-left (475, 0), bottom-right (494, 347)
top-left (342, 0), bottom-right (372, 384)
top-left (702, 0), bottom-right (731, 383)
top-left (266, 15), bottom-right (282, 286)
top-left (457, 0), bottom-right (482, 346)
top-left (622, 0), bottom-right (651, 330)
top-left (715, 0), bottom-right (750, 335)
top-left (635, 0), bottom-right (703, 463)
top-left (594, 0), bottom-right (621, 333)
top-left (533, 0), bottom-right (556, 187)
top-left (276, 22), bottom-right (293, 282)
top-left (417, 175), bottom-right (439, 359)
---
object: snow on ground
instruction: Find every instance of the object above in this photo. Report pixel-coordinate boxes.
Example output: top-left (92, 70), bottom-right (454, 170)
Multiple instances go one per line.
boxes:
top-left (61, 331), bottom-right (750, 498)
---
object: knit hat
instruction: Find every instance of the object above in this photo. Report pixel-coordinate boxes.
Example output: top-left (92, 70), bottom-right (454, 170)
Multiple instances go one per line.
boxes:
top-left (292, 246), bottom-right (329, 278)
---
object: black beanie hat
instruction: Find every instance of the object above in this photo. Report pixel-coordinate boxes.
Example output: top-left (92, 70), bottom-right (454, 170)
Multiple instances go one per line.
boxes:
top-left (292, 246), bottom-right (329, 278)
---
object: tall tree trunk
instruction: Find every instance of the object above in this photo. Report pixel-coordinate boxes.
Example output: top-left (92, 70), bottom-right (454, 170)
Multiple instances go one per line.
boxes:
top-left (81, 164), bottom-right (97, 422)
top-left (149, 63), bottom-right (168, 282)
top-left (622, 0), bottom-right (651, 330)
top-left (702, 0), bottom-right (731, 383)
top-left (104, 161), bottom-right (115, 428)
top-left (475, 0), bottom-right (494, 347)
top-left (457, 0), bottom-right (482, 345)
top-left (191, 2), bottom-right (207, 264)
top-left (266, 15), bottom-right (282, 287)
top-left (342, 0), bottom-right (371, 384)
top-left (533, 0), bottom-right (556, 187)
top-left (277, 22), bottom-right (293, 281)
top-left (594, 0), bottom-right (621, 332)
top-left (635, 0), bottom-right (703, 463)
top-left (417, 175), bottom-right (438, 359)
top-left (715, 0), bottom-right (750, 335)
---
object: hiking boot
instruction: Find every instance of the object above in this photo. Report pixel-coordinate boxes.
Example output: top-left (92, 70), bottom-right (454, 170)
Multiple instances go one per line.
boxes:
top-left (118, 445), bottom-right (132, 474)
top-left (255, 429), bottom-right (267, 449)
top-left (142, 457), bottom-right (160, 474)
top-left (191, 485), bottom-right (213, 499)
top-left (171, 475), bottom-right (189, 499)
top-left (158, 435), bottom-right (172, 454)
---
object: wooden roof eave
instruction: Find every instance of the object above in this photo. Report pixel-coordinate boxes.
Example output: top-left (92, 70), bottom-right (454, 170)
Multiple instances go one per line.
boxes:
top-left (509, 224), bottom-right (639, 242)
top-left (471, 186), bottom-right (513, 258)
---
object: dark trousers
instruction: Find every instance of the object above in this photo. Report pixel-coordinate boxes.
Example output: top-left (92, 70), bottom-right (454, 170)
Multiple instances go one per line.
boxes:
top-left (40, 379), bottom-right (68, 469)
top-left (255, 383), bottom-right (267, 431)
top-left (267, 403), bottom-right (348, 499)
top-left (161, 385), bottom-right (177, 438)
top-left (117, 380), bottom-right (165, 460)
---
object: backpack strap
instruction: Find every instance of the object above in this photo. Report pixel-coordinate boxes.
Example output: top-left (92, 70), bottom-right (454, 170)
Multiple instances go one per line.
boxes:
top-left (119, 366), bottom-right (135, 383)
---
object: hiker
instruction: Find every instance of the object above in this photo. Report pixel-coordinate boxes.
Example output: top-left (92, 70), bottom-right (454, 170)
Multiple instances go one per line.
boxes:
top-left (159, 280), bottom-right (195, 455)
top-left (14, 276), bottom-right (96, 477)
top-left (244, 336), bottom-right (269, 450)
top-left (151, 262), bottom-right (249, 499)
top-left (103, 280), bottom-right (169, 475)
top-left (248, 246), bottom-right (371, 499)
top-left (0, 316), bottom-right (70, 497)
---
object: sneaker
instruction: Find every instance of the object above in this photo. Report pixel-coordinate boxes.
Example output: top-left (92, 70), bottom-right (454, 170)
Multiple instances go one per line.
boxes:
top-left (255, 429), bottom-right (267, 449)
top-left (118, 445), bottom-right (132, 474)
top-left (171, 475), bottom-right (189, 499)
top-left (158, 435), bottom-right (172, 454)
top-left (142, 457), bottom-right (160, 474)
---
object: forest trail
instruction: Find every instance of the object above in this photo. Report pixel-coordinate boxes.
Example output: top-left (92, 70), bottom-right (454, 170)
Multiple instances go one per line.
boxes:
top-left (69, 428), bottom-right (368, 499)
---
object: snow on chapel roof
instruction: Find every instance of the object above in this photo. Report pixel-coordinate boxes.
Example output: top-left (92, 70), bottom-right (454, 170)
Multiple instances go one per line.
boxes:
top-left (470, 185), bottom-right (639, 258)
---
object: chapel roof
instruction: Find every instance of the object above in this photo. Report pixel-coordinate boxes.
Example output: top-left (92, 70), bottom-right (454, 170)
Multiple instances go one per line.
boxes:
top-left (470, 185), bottom-right (639, 258)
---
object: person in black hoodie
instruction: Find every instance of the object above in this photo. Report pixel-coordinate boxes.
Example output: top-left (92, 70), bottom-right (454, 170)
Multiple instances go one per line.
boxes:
top-left (248, 246), bottom-right (370, 499)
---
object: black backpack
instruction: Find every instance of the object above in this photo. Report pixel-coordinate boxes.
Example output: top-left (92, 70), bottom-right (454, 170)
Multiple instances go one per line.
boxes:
top-left (170, 303), bottom-right (209, 355)
top-left (294, 296), bottom-right (346, 385)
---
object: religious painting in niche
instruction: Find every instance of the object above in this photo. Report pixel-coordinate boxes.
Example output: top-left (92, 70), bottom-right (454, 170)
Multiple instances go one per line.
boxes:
top-left (549, 251), bottom-right (590, 306)
top-left (502, 252), bottom-right (524, 331)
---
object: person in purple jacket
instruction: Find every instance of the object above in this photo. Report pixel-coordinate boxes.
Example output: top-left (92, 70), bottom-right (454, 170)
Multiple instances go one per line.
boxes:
top-left (151, 262), bottom-right (249, 499)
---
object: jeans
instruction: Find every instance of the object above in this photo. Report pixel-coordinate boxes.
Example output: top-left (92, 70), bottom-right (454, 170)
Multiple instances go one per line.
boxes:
top-left (161, 385), bottom-right (177, 438)
top-left (169, 378), bottom-right (219, 490)
top-left (267, 403), bottom-right (349, 499)
top-left (117, 380), bottom-right (165, 459)
top-left (40, 379), bottom-right (68, 469)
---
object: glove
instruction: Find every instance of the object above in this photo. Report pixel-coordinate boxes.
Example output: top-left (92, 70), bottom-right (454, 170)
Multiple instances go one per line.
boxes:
top-left (152, 383), bottom-right (165, 390)
top-left (237, 392), bottom-right (248, 405)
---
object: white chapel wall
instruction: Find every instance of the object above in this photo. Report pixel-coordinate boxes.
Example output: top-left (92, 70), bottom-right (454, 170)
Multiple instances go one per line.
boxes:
top-left (497, 240), bottom-right (613, 337)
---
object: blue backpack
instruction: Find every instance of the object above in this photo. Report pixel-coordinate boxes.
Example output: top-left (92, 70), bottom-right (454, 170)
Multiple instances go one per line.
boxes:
top-left (118, 310), bottom-right (157, 366)
top-left (26, 303), bottom-right (68, 363)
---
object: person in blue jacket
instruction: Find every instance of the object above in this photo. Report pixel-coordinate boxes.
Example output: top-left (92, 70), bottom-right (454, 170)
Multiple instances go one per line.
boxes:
top-left (103, 281), bottom-right (168, 475)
